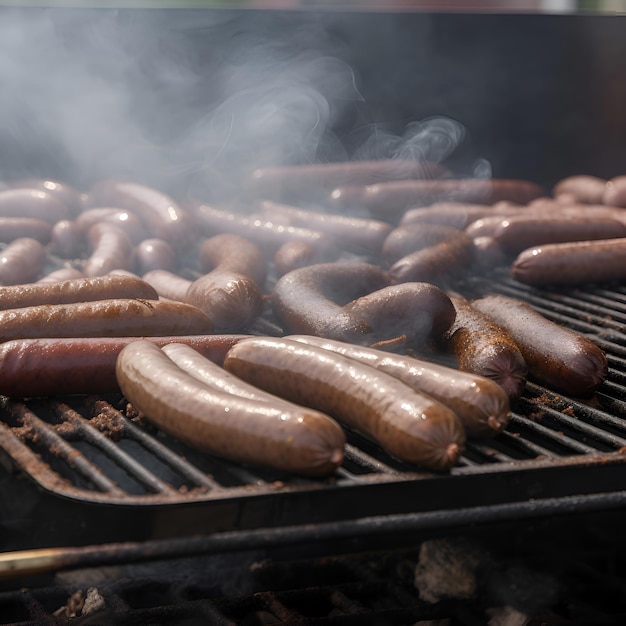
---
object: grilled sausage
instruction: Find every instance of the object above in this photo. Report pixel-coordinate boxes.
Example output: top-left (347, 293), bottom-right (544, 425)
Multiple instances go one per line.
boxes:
top-left (553, 175), bottom-right (607, 205)
top-left (511, 237), bottom-right (626, 286)
top-left (9, 178), bottom-right (85, 215)
top-left (141, 269), bottom-right (191, 302)
top-left (271, 262), bottom-right (389, 343)
top-left (443, 296), bottom-right (528, 400)
top-left (259, 201), bottom-right (393, 255)
top-left (0, 298), bottom-right (212, 342)
top-left (0, 188), bottom-right (71, 224)
top-left (75, 208), bottom-right (147, 244)
top-left (0, 334), bottom-right (249, 398)
top-left (0, 237), bottom-right (47, 285)
top-left (82, 223), bottom-right (134, 277)
top-left (224, 337), bottom-right (465, 471)
top-left (0, 274), bottom-right (158, 310)
top-left (399, 202), bottom-right (525, 230)
top-left (273, 240), bottom-right (340, 277)
top-left (382, 224), bottom-right (468, 265)
top-left (116, 340), bottom-right (346, 477)
top-left (50, 220), bottom-right (83, 258)
top-left (249, 160), bottom-right (446, 201)
top-left (472, 294), bottom-right (608, 396)
top-left (198, 233), bottom-right (267, 288)
top-left (134, 238), bottom-right (178, 274)
top-left (344, 282), bottom-right (456, 348)
top-left (0, 218), bottom-right (52, 244)
top-left (288, 335), bottom-right (510, 437)
top-left (190, 202), bottom-right (330, 253)
top-left (330, 179), bottom-right (543, 216)
top-left (88, 180), bottom-right (193, 246)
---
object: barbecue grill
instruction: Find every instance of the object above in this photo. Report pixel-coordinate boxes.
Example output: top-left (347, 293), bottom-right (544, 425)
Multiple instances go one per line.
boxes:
top-left (2, 2), bottom-right (626, 623)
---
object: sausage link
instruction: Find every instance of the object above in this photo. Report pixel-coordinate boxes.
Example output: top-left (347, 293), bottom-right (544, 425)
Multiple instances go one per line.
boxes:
top-left (273, 240), bottom-right (339, 277)
top-left (37, 267), bottom-right (86, 283)
top-left (443, 296), bottom-right (528, 400)
top-left (0, 298), bottom-right (212, 342)
top-left (75, 208), bottom-right (147, 244)
top-left (0, 188), bottom-right (71, 224)
top-left (288, 335), bottom-right (510, 437)
top-left (116, 340), bottom-right (345, 477)
top-left (134, 239), bottom-right (178, 274)
top-left (224, 337), bottom-right (465, 471)
top-left (50, 220), bottom-right (83, 258)
top-left (9, 178), bottom-right (85, 216)
top-left (382, 224), bottom-right (466, 264)
top-left (141, 269), bottom-right (191, 302)
top-left (399, 202), bottom-right (525, 230)
top-left (511, 237), bottom-right (626, 286)
top-left (82, 223), bottom-right (134, 277)
top-left (0, 218), bottom-right (52, 244)
top-left (0, 237), bottom-right (47, 285)
top-left (553, 175), bottom-right (607, 205)
top-left (0, 274), bottom-right (158, 310)
top-left (472, 294), bottom-right (608, 396)
top-left (0, 334), bottom-right (249, 398)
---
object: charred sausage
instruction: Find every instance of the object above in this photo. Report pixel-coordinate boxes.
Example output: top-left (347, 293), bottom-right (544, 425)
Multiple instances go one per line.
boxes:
top-left (116, 340), bottom-right (345, 477)
top-left (288, 335), bottom-right (510, 437)
top-left (223, 337), bottom-right (465, 470)
top-left (472, 294), bottom-right (608, 396)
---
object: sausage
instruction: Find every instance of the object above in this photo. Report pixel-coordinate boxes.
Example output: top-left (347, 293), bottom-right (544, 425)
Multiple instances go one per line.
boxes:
top-left (0, 274), bottom-right (158, 310)
top-left (75, 208), bottom-right (147, 244)
top-left (0, 298), bottom-right (213, 342)
top-left (9, 178), bottom-right (85, 215)
top-left (186, 271), bottom-right (264, 332)
top-left (343, 282), bottom-right (456, 348)
top-left (388, 235), bottom-right (475, 287)
top-left (0, 237), bottom-right (47, 285)
top-left (288, 335), bottom-right (510, 437)
top-left (0, 334), bottom-right (250, 398)
top-left (249, 159), bottom-right (447, 201)
top-left (87, 180), bottom-right (193, 246)
top-left (116, 340), bottom-right (345, 477)
top-left (134, 238), bottom-right (178, 274)
top-left (273, 240), bottom-right (340, 277)
top-left (511, 237), bottom-right (626, 286)
top-left (82, 223), bottom-right (134, 277)
top-left (37, 267), bottom-right (85, 283)
top-left (0, 218), bottom-right (52, 244)
top-left (553, 175), bottom-right (607, 205)
top-left (0, 188), bottom-right (71, 224)
top-left (472, 294), bottom-right (608, 396)
top-left (141, 269), bottom-right (191, 302)
top-left (198, 233), bottom-right (267, 288)
top-left (399, 202), bottom-right (525, 230)
top-left (190, 202), bottom-right (330, 253)
top-left (382, 224), bottom-right (467, 264)
top-left (330, 179), bottom-right (543, 216)
top-left (223, 337), bottom-right (465, 471)
top-left (50, 220), bottom-right (83, 258)
top-left (259, 200), bottom-right (393, 255)
top-left (471, 237), bottom-right (507, 272)
top-left (271, 262), bottom-right (389, 343)
top-left (475, 215), bottom-right (626, 255)
top-left (443, 296), bottom-right (528, 400)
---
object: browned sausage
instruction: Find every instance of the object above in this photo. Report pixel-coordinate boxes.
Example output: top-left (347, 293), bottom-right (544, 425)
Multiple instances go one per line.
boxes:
top-left (511, 237), bottom-right (626, 286)
top-left (288, 335), bottom-right (510, 437)
top-left (134, 239), bottom-right (178, 274)
top-left (189, 202), bottom-right (330, 253)
top-left (186, 271), bottom-right (264, 332)
top-left (0, 218), bottom-right (52, 244)
top-left (0, 274), bottom-right (158, 310)
top-left (116, 340), bottom-right (346, 477)
top-left (472, 294), bottom-right (608, 396)
top-left (141, 269), bottom-right (191, 302)
top-left (0, 238), bottom-right (47, 285)
top-left (198, 233), bottom-right (267, 288)
top-left (88, 180), bottom-right (193, 246)
top-left (382, 224), bottom-right (467, 264)
top-left (343, 282), bottom-right (456, 348)
top-left (9, 178), bottom-right (85, 215)
top-left (474, 215), bottom-right (626, 255)
top-left (273, 240), bottom-right (340, 277)
top-left (553, 175), bottom-right (607, 204)
top-left (271, 262), bottom-right (389, 343)
top-left (0, 188), bottom-right (71, 224)
top-left (259, 200), bottom-right (393, 254)
top-left (75, 208), bottom-right (147, 244)
top-left (249, 159), bottom-right (447, 201)
top-left (223, 337), bottom-right (465, 471)
top-left (82, 223), bottom-right (134, 277)
top-left (330, 179), bottom-right (543, 216)
top-left (443, 296), bottom-right (528, 400)
top-left (399, 202), bottom-right (525, 230)
top-left (0, 298), bottom-right (213, 342)
top-left (0, 334), bottom-right (250, 398)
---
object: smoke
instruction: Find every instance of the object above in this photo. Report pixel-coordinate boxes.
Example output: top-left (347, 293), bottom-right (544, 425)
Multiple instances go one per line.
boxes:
top-left (0, 8), bottom-right (478, 203)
